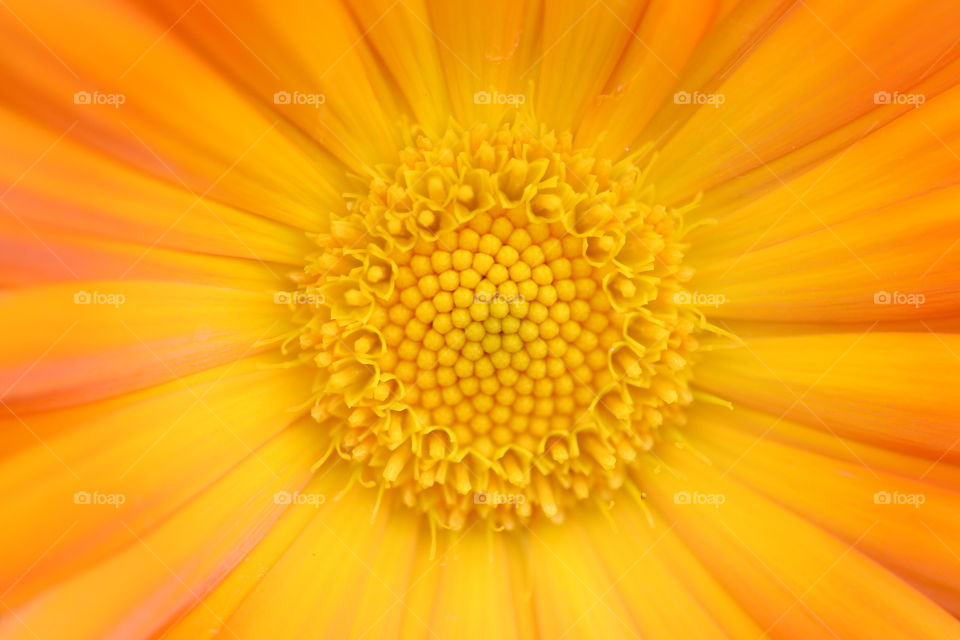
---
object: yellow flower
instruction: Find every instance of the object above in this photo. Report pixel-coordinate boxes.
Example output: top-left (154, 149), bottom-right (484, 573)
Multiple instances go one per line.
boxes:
top-left (1, 0), bottom-right (959, 638)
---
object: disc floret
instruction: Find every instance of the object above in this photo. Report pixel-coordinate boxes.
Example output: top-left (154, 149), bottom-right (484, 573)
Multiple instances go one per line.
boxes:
top-left (288, 118), bottom-right (703, 530)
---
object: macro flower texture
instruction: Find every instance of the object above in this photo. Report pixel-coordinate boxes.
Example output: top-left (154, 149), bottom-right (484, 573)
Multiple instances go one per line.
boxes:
top-left (2, 0), bottom-right (960, 637)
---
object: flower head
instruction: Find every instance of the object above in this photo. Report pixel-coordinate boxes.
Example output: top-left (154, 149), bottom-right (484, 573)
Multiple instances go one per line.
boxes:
top-left (2, 0), bottom-right (960, 638)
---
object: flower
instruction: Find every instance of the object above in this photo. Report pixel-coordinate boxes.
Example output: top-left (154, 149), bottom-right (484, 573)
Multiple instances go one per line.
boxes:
top-left (1, 0), bottom-right (959, 638)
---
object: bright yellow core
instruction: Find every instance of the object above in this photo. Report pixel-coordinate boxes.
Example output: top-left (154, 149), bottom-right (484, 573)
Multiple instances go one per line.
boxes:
top-left (290, 118), bottom-right (703, 531)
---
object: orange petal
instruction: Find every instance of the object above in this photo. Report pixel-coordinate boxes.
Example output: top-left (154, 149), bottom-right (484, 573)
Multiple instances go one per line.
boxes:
top-left (0, 281), bottom-right (294, 412)
top-left (638, 442), bottom-right (960, 638)
top-left (0, 355), bottom-right (311, 606)
top-left (648, 0), bottom-right (960, 203)
top-left (0, 415), bottom-right (322, 639)
top-left (0, 0), bottom-right (344, 231)
top-left (0, 109), bottom-right (313, 264)
top-left (684, 409), bottom-right (960, 615)
top-left (695, 330), bottom-right (960, 462)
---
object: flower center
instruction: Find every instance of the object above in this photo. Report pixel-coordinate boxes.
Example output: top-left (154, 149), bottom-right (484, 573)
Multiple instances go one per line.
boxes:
top-left (288, 118), bottom-right (704, 531)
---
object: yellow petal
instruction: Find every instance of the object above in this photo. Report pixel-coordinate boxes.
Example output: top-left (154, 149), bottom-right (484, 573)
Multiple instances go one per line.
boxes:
top-left (0, 0), bottom-right (343, 231)
top-left (577, 0), bottom-right (729, 158)
top-left (0, 415), bottom-right (323, 639)
top-left (684, 407), bottom-right (960, 615)
top-left (639, 442), bottom-right (960, 638)
top-left (686, 88), bottom-right (960, 321)
top-left (0, 354), bottom-right (311, 606)
top-left (128, 0), bottom-right (409, 172)
top-left (350, 0), bottom-right (453, 134)
top-left (221, 470), bottom-right (424, 638)
top-left (0, 281), bottom-right (293, 411)
top-left (648, 0), bottom-right (960, 203)
top-left (696, 330), bottom-right (960, 461)
top-left (0, 218), bottom-right (284, 289)
top-left (0, 109), bottom-right (313, 264)
top-left (426, 0), bottom-right (542, 126)
top-left (530, 0), bottom-right (648, 133)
